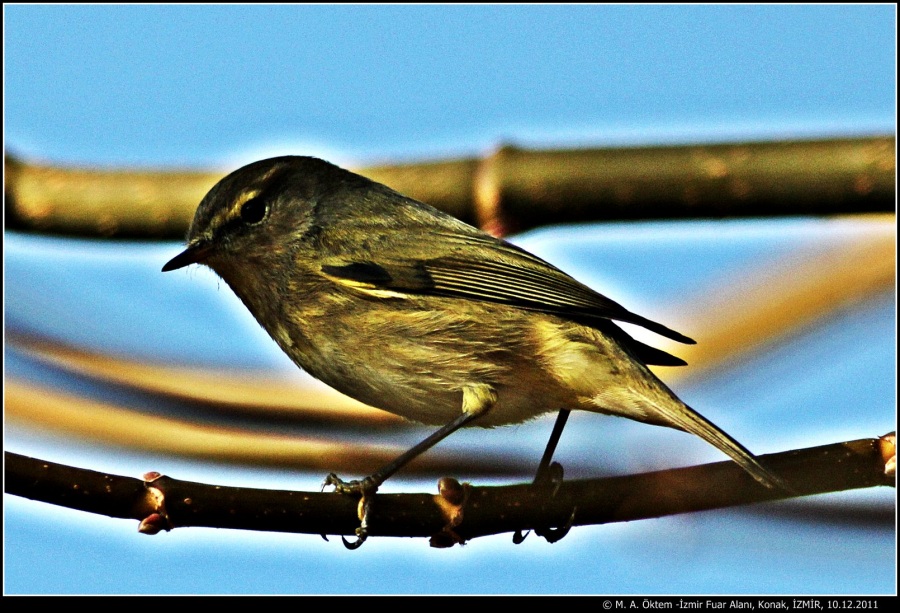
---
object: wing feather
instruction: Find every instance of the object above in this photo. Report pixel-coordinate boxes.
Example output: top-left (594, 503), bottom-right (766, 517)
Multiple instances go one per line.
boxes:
top-left (316, 211), bottom-right (695, 366)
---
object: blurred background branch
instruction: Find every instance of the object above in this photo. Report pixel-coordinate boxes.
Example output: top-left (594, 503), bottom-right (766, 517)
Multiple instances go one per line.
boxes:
top-left (5, 135), bottom-right (895, 239)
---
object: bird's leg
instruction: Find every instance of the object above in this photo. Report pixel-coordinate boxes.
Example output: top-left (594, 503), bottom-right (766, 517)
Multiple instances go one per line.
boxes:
top-left (514, 408), bottom-right (577, 544)
top-left (534, 408), bottom-right (571, 489)
top-left (325, 384), bottom-right (497, 549)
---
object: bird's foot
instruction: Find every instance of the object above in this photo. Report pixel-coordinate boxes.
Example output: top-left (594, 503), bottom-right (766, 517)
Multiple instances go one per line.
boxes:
top-left (513, 461), bottom-right (577, 545)
top-left (534, 507), bottom-right (576, 544)
top-left (323, 473), bottom-right (380, 549)
top-left (323, 473), bottom-right (379, 496)
top-left (534, 459), bottom-right (565, 495)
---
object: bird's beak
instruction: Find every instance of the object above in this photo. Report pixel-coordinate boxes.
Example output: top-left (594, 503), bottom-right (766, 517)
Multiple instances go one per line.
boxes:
top-left (162, 240), bottom-right (214, 272)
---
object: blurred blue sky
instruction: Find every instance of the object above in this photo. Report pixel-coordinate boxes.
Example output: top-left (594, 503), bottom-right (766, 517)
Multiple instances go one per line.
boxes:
top-left (3, 4), bottom-right (897, 596)
top-left (5, 4), bottom-right (895, 167)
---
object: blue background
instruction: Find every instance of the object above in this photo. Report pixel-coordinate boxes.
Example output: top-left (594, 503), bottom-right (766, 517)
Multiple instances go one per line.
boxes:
top-left (3, 5), bottom-right (896, 595)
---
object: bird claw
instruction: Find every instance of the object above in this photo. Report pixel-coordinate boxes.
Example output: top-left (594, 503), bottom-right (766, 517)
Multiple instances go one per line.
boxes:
top-left (341, 527), bottom-right (368, 550)
top-left (534, 460), bottom-right (566, 495)
top-left (513, 461), bottom-right (576, 544)
top-left (534, 506), bottom-right (577, 544)
top-left (324, 473), bottom-right (378, 549)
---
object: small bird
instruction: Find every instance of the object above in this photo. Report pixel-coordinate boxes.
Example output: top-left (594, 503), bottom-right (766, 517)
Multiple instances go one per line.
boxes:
top-left (163, 156), bottom-right (784, 541)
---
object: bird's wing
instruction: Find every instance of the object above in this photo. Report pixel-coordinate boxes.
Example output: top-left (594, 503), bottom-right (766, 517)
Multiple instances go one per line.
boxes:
top-left (317, 219), bottom-right (695, 361)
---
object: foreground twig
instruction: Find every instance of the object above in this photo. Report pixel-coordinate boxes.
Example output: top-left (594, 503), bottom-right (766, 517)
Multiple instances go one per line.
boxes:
top-left (5, 433), bottom-right (894, 547)
top-left (5, 135), bottom-right (894, 238)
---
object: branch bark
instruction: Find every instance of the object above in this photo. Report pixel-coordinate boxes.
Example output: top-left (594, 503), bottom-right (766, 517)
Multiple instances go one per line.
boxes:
top-left (5, 433), bottom-right (894, 547)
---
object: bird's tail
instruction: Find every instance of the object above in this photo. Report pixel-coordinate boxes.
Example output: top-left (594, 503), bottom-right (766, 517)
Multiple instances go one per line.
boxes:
top-left (662, 402), bottom-right (791, 492)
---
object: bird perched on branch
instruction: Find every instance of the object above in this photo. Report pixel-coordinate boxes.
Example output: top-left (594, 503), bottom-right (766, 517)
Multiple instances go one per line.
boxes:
top-left (164, 156), bottom-right (785, 546)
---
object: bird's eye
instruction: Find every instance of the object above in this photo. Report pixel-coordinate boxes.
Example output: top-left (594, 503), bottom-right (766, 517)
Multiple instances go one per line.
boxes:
top-left (239, 197), bottom-right (268, 225)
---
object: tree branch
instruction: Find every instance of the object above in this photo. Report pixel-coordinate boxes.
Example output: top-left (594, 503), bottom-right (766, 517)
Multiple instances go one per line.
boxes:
top-left (6, 135), bottom-right (894, 238)
top-left (5, 433), bottom-right (894, 547)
